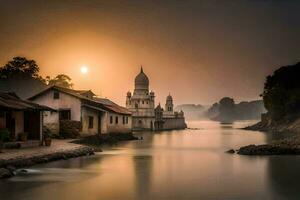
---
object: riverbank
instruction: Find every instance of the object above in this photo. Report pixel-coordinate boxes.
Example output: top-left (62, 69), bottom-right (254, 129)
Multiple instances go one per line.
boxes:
top-left (0, 133), bottom-right (139, 179)
top-left (0, 140), bottom-right (94, 178)
top-left (72, 133), bottom-right (139, 150)
top-left (237, 135), bottom-right (300, 155)
top-left (245, 114), bottom-right (300, 134)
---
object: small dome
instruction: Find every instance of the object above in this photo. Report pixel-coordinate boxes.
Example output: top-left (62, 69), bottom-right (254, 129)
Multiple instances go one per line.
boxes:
top-left (135, 67), bottom-right (149, 90)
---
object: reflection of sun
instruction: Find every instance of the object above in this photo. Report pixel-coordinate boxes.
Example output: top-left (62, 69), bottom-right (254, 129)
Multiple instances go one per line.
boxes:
top-left (80, 66), bottom-right (88, 74)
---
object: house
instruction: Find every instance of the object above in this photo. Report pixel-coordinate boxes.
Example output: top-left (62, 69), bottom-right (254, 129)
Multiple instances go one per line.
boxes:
top-left (28, 85), bottom-right (132, 136)
top-left (0, 92), bottom-right (54, 142)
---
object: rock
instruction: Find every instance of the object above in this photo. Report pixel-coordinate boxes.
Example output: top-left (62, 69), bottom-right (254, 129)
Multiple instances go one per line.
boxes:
top-left (0, 168), bottom-right (13, 179)
top-left (226, 149), bottom-right (235, 154)
top-left (19, 169), bottom-right (28, 173)
top-left (237, 142), bottom-right (300, 155)
top-left (6, 165), bottom-right (16, 173)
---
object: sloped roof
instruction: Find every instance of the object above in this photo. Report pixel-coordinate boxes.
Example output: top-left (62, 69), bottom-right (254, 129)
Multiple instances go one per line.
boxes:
top-left (0, 92), bottom-right (55, 111)
top-left (29, 85), bottom-right (131, 115)
top-left (92, 97), bottom-right (131, 115)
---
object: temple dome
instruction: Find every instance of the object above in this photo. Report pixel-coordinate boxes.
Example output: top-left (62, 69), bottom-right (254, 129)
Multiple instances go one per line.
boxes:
top-left (135, 67), bottom-right (149, 90)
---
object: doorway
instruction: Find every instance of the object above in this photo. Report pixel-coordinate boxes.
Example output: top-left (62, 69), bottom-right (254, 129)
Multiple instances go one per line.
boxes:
top-left (24, 111), bottom-right (41, 140)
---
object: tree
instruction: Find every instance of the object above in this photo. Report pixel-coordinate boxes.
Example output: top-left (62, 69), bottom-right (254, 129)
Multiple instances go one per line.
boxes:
top-left (262, 62), bottom-right (300, 120)
top-left (0, 57), bottom-right (42, 79)
top-left (47, 74), bottom-right (74, 89)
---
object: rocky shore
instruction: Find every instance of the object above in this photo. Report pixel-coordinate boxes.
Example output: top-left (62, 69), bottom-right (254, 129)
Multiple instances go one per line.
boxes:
top-left (0, 133), bottom-right (139, 179)
top-left (72, 133), bottom-right (139, 148)
top-left (0, 145), bottom-right (94, 178)
top-left (237, 137), bottom-right (300, 155)
top-left (245, 113), bottom-right (300, 134)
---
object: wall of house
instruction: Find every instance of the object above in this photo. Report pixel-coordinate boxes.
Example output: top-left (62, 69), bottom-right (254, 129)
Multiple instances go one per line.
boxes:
top-left (42, 111), bottom-right (59, 134)
top-left (100, 112), bottom-right (108, 134)
top-left (107, 113), bottom-right (132, 133)
top-left (81, 107), bottom-right (100, 136)
top-left (12, 111), bottom-right (24, 135)
top-left (31, 90), bottom-right (82, 134)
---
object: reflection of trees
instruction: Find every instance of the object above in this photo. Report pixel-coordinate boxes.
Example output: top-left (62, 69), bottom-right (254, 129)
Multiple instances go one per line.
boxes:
top-left (268, 156), bottom-right (300, 199)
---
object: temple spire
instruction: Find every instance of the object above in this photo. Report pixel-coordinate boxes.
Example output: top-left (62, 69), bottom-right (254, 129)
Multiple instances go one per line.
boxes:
top-left (140, 65), bottom-right (143, 73)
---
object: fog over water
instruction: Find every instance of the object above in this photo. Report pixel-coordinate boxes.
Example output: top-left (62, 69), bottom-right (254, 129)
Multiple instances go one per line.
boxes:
top-left (1, 120), bottom-right (300, 200)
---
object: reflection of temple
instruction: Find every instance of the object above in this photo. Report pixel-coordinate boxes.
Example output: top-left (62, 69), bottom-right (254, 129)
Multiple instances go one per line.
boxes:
top-left (126, 67), bottom-right (187, 131)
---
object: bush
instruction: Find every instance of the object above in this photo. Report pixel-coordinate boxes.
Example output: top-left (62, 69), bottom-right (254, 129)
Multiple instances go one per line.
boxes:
top-left (0, 129), bottom-right (10, 142)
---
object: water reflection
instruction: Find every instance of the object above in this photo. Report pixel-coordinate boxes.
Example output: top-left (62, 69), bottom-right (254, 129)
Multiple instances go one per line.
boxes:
top-left (0, 120), bottom-right (299, 200)
top-left (267, 156), bottom-right (300, 200)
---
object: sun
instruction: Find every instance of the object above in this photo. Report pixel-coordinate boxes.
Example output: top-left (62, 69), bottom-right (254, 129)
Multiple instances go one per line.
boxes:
top-left (80, 66), bottom-right (88, 74)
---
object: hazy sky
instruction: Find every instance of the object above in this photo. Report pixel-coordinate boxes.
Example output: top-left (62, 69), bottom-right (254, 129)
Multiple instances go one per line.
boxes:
top-left (0, 0), bottom-right (299, 106)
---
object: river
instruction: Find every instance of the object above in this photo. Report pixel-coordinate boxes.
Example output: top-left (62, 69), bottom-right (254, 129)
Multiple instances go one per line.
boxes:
top-left (1, 120), bottom-right (300, 200)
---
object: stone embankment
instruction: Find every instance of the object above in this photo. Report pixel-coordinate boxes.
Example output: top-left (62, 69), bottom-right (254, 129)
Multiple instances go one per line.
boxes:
top-left (0, 140), bottom-right (94, 179)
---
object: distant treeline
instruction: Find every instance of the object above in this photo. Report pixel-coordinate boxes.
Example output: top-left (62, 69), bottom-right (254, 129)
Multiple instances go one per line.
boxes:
top-left (176, 99), bottom-right (266, 122)
top-left (206, 98), bottom-right (266, 123)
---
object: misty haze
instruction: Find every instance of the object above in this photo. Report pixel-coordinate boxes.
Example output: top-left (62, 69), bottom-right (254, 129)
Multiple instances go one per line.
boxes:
top-left (0, 1), bottom-right (300, 200)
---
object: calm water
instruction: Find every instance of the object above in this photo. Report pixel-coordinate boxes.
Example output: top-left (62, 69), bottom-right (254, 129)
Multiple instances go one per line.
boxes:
top-left (1, 120), bottom-right (300, 200)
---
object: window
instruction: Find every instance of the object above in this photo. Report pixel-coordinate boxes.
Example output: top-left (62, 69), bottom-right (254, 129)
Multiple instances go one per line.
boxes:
top-left (123, 116), bottom-right (125, 124)
top-left (53, 91), bottom-right (60, 99)
top-left (59, 109), bottom-right (71, 120)
top-left (142, 100), bottom-right (144, 104)
top-left (126, 116), bottom-right (128, 124)
top-left (110, 116), bottom-right (113, 124)
top-left (115, 116), bottom-right (118, 124)
top-left (88, 116), bottom-right (94, 129)
top-left (135, 103), bottom-right (138, 108)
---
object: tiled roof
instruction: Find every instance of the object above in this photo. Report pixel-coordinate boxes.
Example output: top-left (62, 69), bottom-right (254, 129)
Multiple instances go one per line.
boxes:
top-left (0, 92), bottom-right (55, 111)
top-left (92, 97), bottom-right (131, 115)
top-left (29, 85), bottom-right (131, 115)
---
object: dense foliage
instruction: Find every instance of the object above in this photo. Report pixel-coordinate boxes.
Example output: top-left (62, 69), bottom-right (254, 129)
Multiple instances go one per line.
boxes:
top-left (0, 57), bottom-right (74, 90)
top-left (0, 57), bottom-right (43, 80)
top-left (262, 62), bottom-right (300, 120)
top-left (46, 74), bottom-right (73, 89)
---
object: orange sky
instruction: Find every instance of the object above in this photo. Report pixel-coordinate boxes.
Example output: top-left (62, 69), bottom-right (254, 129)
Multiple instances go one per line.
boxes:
top-left (0, 0), bottom-right (299, 106)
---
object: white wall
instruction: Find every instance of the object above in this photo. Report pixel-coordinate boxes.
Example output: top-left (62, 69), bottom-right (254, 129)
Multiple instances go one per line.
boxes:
top-left (107, 113), bottom-right (132, 133)
top-left (12, 111), bottom-right (24, 135)
top-left (32, 90), bottom-right (82, 121)
top-left (31, 90), bottom-right (82, 134)
top-left (81, 107), bottom-right (100, 136)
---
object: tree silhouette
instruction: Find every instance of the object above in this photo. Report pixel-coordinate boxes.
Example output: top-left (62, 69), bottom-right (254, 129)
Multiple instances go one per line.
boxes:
top-left (262, 62), bottom-right (300, 120)
top-left (47, 74), bottom-right (74, 89)
top-left (0, 57), bottom-right (42, 80)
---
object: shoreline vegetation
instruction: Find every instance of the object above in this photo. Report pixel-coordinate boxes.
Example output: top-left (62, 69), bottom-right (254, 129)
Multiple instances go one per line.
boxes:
top-left (230, 62), bottom-right (300, 156)
top-left (0, 133), bottom-right (139, 179)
